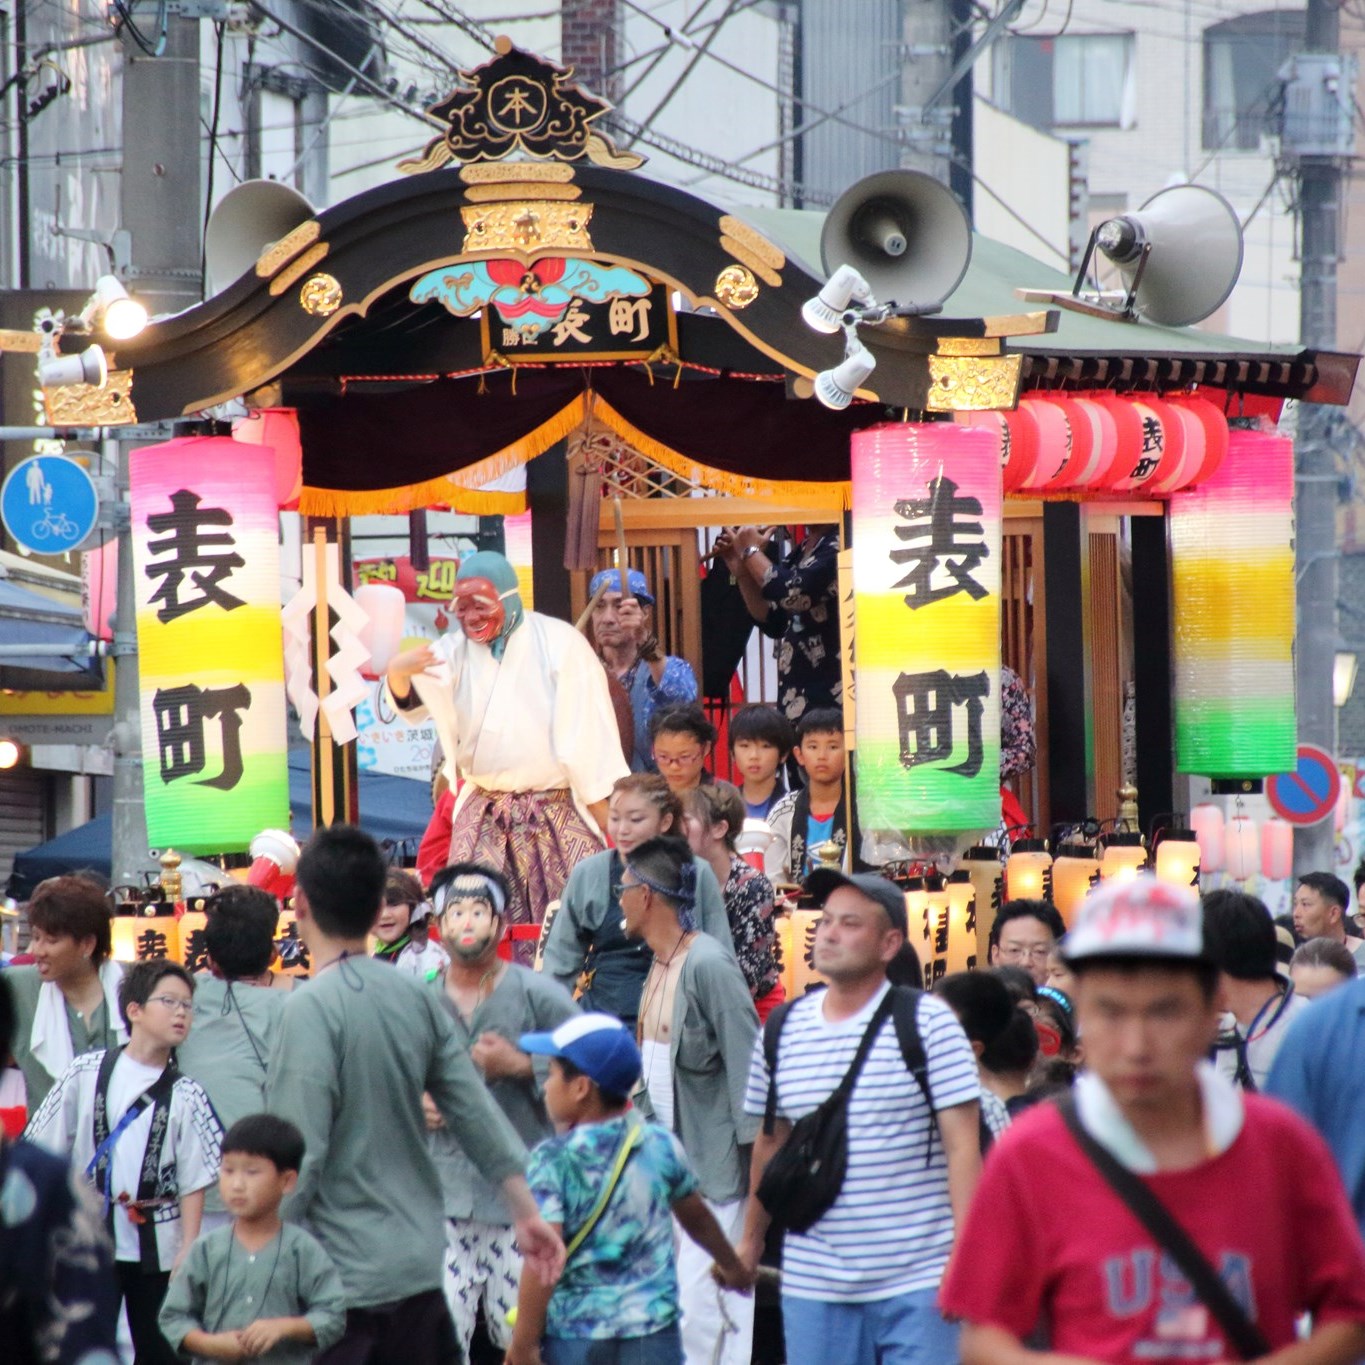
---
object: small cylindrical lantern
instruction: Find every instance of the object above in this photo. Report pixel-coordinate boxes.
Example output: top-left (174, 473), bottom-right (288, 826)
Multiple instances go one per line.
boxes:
top-left (1100, 832), bottom-right (1148, 882)
top-left (960, 845), bottom-right (1003, 965)
top-left (1005, 838), bottom-right (1052, 902)
top-left (1261, 818), bottom-right (1293, 881)
top-left (234, 407), bottom-right (303, 510)
top-left (1018, 397), bottom-right (1072, 490)
top-left (945, 869), bottom-right (978, 972)
top-left (1051, 842), bottom-right (1100, 926)
top-left (1154, 830), bottom-right (1201, 892)
top-left (1225, 815), bottom-right (1259, 881)
top-left (1189, 803), bottom-right (1226, 873)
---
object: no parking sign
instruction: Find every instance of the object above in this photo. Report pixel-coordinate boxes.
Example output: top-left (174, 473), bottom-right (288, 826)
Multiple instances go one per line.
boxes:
top-left (1266, 745), bottom-right (1342, 827)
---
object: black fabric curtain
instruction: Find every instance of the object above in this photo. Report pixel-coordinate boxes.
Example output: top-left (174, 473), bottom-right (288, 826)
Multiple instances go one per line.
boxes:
top-left (298, 368), bottom-right (890, 491)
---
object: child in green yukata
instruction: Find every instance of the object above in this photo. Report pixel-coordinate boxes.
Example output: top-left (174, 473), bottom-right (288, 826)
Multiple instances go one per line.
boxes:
top-left (505, 1014), bottom-right (753, 1365)
top-left (159, 1114), bottom-right (345, 1364)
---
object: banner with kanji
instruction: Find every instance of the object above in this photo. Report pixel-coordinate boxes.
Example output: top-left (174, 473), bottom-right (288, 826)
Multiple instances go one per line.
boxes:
top-left (851, 423), bottom-right (1002, 834)
top-left (130, 437), bottom-right (289, 853)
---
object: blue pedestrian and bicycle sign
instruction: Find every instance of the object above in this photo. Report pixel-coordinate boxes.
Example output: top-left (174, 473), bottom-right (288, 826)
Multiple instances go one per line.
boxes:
top-left (0, 454), bottom-right (99, 554)
top-left (1266, 743), bottom-right (1342, 827)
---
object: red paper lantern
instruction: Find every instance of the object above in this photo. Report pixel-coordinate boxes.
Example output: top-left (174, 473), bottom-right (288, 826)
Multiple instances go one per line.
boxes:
top-left (1018, 396), bottom-right (1071, 490)
top-left (955, 406), bottom-right (1039, 494)
top-left (1147, 402), bottom-right (1207, 495)
top-left (1061, 393), bottom-right (1122, 490)
top-left (233, 408), bottom-right (302, 510)
top-left (1171, 396), bottom-right (1229, 485)
top-left (1040, 396), bottom-right (1096, 490)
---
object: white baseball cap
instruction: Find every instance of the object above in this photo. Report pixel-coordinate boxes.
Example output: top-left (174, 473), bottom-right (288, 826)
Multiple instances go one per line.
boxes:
top-left (1060, 874), bottom-right (1207, 965)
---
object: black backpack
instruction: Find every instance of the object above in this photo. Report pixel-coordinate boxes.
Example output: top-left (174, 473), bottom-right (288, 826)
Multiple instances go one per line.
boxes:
top-left (756, 986), bottom-right (937, 1233)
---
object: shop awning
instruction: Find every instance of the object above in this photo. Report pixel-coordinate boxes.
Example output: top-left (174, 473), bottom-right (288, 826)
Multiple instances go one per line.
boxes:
top-left (0, 573), bottom-right (103, 690)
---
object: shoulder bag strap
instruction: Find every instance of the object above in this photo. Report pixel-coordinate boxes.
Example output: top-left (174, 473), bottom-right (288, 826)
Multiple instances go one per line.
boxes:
top-left (761, 999), bottom-right (796, 1136)
top-left (564, 1118), bottom-right (645, 1259)
top-left (1056, 1096), bottom-right (1270, 1361)
top-left (829, 991), bottom-right (897, 1105)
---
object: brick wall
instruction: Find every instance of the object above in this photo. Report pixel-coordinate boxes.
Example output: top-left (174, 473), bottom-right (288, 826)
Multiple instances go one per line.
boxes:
top-left (562, 0), bottom-right (622, 102)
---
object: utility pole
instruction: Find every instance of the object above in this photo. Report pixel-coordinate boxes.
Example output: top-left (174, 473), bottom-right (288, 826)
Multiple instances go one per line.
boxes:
top-left (110, 19), bottom-right (202, 888)
top-left (1290, 0), bottom-right (1348, 876)
top-left (897, 0), bottom-right (956, 189)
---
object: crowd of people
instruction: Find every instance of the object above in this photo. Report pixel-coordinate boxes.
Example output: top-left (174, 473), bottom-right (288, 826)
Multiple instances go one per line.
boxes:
top-left (8, 539), bottom-right (1365, 1364)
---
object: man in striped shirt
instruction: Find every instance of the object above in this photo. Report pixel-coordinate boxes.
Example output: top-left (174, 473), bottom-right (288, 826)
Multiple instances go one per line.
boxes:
top-left (736, 870), bottom-right (982, 1364)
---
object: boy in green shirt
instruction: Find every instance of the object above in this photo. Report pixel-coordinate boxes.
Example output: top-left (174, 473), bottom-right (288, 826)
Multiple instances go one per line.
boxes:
top-left (159, 1113), bottom-right (345, 1363)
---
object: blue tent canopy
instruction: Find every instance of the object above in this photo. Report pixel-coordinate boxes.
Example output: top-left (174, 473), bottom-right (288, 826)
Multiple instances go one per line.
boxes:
top-left (7, 750), bottom-right (433, 899)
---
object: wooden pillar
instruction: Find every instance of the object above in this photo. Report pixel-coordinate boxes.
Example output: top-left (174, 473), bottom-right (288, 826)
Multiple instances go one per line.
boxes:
top-left (1131, 511), bottom-right (1174, 830)
top-left (304, 515), bottom-right (359, 829)
top-left (1043, 503), bottom-right (1091, 824)
top-left (527, 442), bottom-right (572, 620)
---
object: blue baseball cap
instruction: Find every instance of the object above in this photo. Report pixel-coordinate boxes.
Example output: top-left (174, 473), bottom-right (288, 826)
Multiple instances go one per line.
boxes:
top-left (588, 567), bottom-right (655, 605)
top-left (520, 1013), bottom-right (642, 1097)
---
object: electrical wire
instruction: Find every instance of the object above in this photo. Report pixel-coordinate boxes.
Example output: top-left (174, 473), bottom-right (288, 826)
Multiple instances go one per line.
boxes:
top-left (109, 0), bottom-right (168, 58)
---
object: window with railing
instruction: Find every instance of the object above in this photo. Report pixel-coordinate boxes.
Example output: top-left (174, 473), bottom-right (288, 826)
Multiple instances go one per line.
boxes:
top-left (1202, 11), bottom-right (1304, 151)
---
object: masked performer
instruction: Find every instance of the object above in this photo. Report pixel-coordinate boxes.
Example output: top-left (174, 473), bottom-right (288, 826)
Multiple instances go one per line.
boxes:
top-left (384, 552), bottom-right (628, 943)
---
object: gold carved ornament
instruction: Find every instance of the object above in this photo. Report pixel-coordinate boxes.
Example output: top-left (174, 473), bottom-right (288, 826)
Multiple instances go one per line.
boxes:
top-left (925, 354), bottom-right (1023, 413)
top-left (43, 369), bottom-right (137, 425)
top-left (300, 274), bottom-right (344, 317)
top-left (714, 265), bottom-right (759, 310)
top-left (461, 201), bottom-right (595, 255)
top-left (398, 36), bottom-right (645, 175)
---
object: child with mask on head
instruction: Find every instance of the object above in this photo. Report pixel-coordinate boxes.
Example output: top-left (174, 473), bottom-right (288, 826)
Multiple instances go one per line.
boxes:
top-left (423, 863), bottom-right (579, 1362)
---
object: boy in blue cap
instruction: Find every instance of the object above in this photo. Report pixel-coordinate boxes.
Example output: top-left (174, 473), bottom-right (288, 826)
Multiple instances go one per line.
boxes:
top-left (506, 1013), bottom-right (753, 1365)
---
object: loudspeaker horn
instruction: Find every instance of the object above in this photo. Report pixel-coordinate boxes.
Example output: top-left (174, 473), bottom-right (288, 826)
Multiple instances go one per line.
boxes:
top-left (205, 179), bottom-right (316, 297)
top-left (1096, 184), bottom-right (1244, 328)
top-left (819, 169), bottom-right (972, 311)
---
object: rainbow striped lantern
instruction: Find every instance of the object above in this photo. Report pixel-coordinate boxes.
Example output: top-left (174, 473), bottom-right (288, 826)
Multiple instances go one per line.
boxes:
top-left (130, 437), bottom-right (289, 854)
top-left (1169, 430), bottom-right (1296, 778)
top-left (851, 423), bottom-right (1002, 834)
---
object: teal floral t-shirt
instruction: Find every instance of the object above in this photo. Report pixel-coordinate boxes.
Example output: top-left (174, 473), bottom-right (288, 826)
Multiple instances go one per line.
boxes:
top-left (527, 1115), bottom-right (698, 1340)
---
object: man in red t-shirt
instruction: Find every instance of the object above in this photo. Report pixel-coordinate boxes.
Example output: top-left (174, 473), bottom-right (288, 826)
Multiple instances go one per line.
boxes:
top-left (940, 875), bottom-right (1365, 1365)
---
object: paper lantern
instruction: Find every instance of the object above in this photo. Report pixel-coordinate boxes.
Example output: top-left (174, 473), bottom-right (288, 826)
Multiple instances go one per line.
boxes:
top-left (1017, 397), bottom-right (1072, 490)
top-left (1093, 395), bottom-right (1146, 491)
top-left (1147, 402), bottom-right (1208, 495)
top-left (945, 870), bottom-right (978, 972)
top-left (1051, 842), bottom-right (1100, 926)
top-left (1100, 832), bottom-right (1148, 882)
top-left (1173, 396), bottom-right (1230, 485)
top-left (1154, 830), bottom-right (1201, 892)
top-left (1005, 839), bottom-right (1052, 901)
top-left (956, 405), bottom-right (1040, 495)
top-left (355, 583), bottom-right (407, 678)
top-left (851, 423), bottom-right (1002, 835)
top-left (1261, 818), bottom-right (1293, 881)
top-left (775, 909), bottom-right (824, 1000)
top-left (82, 538), bottom-right (118, 642)
top-left (1170, 430), bottom-right (1296, 777)
top-left (1109, 398), bottom-right (1182, 494)
top-left (1036, 396), bottom-right (1096, 490)
top-left (918, 874), bottom-right (952, 986)
top-left (959, 844), bottom-right (1003, 963)
top-left (112, 911), bottom-right (181, 964)
top-left (130, 437), bottom-right (290, 854)
top-left (1225, 815), bottom-right (1259, 880)
top-left (1058, 394), bottom-right (1122, 490)
top-left (177, 909), bottom-right (210, 973)
top-left (233, 408), bottom-right (302, 510)
top-left (1190, 803), bottom-right (1226, 873)
top-left (503, 509), bottom-right (536, 610)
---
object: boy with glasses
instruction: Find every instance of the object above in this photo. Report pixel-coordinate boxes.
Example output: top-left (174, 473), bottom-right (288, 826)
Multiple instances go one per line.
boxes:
top-left (26, 959), bottom-right (224, 1365)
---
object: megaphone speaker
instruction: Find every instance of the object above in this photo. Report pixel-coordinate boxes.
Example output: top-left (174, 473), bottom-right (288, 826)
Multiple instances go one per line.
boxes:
top-left (1096, 184), bottom-right (1244, 328)
top-left (819, 169), bottom-right (972, 310)
top-left (205, 179), bottom-right (316, 297)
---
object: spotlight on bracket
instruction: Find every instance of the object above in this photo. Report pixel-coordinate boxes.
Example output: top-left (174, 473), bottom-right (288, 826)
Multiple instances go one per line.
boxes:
top-left (82, 275), bottom-right (148, 340)
top-left (813, 327), bottom-right (877, 411)
top-left (38, 345), bottom-right (108, 388)
top-left (802, 264), bottom-right (877, 334)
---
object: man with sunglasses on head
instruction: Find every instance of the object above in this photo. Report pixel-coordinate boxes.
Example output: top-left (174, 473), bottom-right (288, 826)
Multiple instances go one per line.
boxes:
top-left (422, 862), bottom-right (578, 1362)
top-left (384, 551), bottom-right (630, 955)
